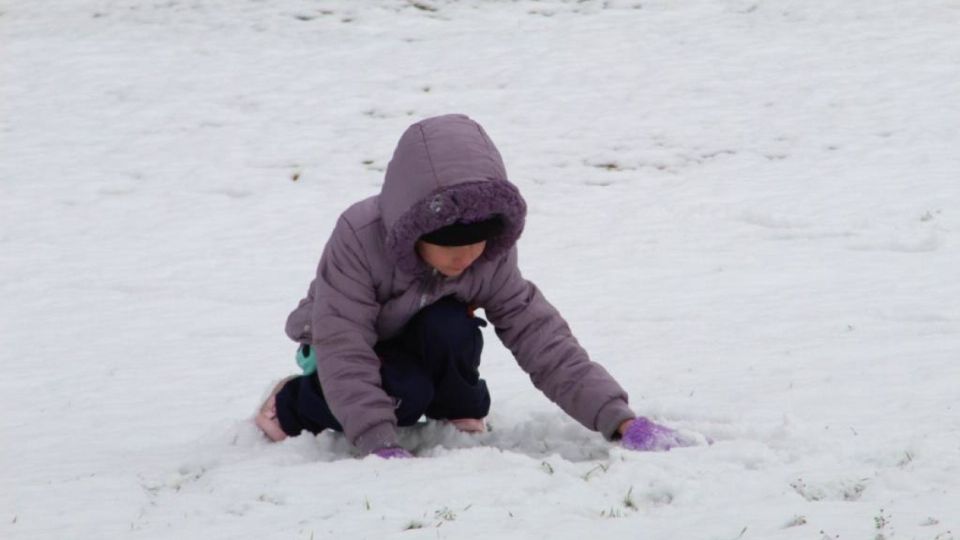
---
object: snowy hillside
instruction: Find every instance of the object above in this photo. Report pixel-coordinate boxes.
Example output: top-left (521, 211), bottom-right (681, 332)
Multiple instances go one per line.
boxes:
top-left (2, 0), bottom-right (959, 538)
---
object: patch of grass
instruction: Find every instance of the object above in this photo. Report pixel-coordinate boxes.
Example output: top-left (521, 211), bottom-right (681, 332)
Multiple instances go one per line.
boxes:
top-left (409, 1), bottom-right (438, 12)
top-left (842, 479), bottom-right (868, 501)
top-left (783, 515), bottom-right (807, 528)
top-left (790, 478), bottom-right (821, 501)
top-left (434, 506), bottom-right (456, 522)
top-left (622, 486), bottom-right (637, 511)
top-left (595, 162), bottom-right (622, 171)
top-left (874, 508), bottom-right (892, 540)
top-left (581, 463), bottom-right (609, 481)
top-left (600, 507), bottom-right (626, 519)
top-left (404, 520), bottom-right (425, 530)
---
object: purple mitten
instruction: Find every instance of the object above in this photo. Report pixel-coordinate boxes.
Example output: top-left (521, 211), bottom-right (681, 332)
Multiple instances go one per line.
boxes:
top-left (373, 446), bottom-right (414, 459)
top-left (621, 417), bottom-right (687, 452)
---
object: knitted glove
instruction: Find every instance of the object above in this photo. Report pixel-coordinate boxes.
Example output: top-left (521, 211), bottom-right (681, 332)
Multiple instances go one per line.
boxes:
top-left (373, 447), bottom-right (414, 459)
top-left (620, 417), bottom-right (690, 452)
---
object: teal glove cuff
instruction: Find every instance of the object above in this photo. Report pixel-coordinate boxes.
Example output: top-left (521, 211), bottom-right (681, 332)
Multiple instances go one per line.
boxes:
top-left (296, 344), bottom-right (317, 375)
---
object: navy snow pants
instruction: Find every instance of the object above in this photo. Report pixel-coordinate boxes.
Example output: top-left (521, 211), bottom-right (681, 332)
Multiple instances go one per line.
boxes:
top-left (274, 296), bottom-right (491, 437)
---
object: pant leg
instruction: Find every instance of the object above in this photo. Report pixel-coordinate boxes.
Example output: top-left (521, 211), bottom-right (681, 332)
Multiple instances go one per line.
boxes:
top-left (375, 340), bottom-right (435, 426)
top-left (274, 371), bottom-right (341, 436)
top-left (397, 296), bottom-right (491, 420)
top-left (274, 344), bottom-right (436, 437)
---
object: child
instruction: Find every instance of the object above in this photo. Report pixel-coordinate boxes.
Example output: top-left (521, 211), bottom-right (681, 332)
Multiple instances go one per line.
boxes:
top-left (256, 114), bottom-right (690, 458)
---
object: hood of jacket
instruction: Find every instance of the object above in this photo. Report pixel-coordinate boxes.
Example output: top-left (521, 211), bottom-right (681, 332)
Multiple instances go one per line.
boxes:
top-left (379, 113), bottom-right (527, 274)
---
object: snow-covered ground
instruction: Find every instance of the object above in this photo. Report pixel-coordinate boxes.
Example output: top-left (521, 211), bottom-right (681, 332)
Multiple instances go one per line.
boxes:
top-left (3, 0), bottom-right (959, 538)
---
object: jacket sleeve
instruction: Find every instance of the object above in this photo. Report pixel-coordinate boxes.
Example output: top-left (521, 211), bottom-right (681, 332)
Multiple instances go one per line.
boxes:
top-left (481, 247), bottom-right (636, 439)
top-left (309, 216), bottom-right (398, 454)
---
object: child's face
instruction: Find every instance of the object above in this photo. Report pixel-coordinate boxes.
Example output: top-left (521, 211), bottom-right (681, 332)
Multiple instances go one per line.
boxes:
top-left (416, 240), bottom-right (487, 277)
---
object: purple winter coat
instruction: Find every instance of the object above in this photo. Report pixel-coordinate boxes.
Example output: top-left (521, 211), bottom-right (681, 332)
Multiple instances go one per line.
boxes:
top-left (286, 114), bottom-right (635, 453)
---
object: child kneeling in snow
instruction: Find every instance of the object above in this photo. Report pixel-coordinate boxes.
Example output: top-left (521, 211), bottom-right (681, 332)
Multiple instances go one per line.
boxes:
top-left (256, 114), bottom-right (690, 458)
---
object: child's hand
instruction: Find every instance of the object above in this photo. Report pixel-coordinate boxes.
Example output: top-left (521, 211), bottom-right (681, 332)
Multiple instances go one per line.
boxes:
top-left (618, 417), bottom-right (693, 452)
top-left (373, 447), bottom-right (414, 459)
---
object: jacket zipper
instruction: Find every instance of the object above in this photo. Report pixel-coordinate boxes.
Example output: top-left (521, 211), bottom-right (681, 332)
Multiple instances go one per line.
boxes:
top-left (419, 268), bottom-right (440, 308)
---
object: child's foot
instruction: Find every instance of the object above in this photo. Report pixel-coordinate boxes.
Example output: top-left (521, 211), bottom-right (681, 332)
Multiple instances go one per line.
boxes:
top-left (254, 377), bottom-right (295, 442)
top-left (449, 418), bottom-right (486, 433)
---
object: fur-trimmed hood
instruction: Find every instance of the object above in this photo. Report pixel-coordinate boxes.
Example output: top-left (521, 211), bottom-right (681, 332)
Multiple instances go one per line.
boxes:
top-left (379, 114), bottom-right (527, 274)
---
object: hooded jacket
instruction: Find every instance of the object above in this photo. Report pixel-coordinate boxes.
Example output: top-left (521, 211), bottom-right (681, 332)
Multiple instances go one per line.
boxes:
top-left (286, 114), bottom-right (635, 453)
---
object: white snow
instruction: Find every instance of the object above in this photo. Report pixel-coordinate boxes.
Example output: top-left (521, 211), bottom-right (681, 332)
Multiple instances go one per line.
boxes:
top-left (2, 0), bottom-right (959, 538)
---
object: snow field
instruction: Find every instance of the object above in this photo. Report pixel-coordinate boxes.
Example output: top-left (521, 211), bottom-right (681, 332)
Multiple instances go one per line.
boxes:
top-left (2, 1), bottom-right (959, 538)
